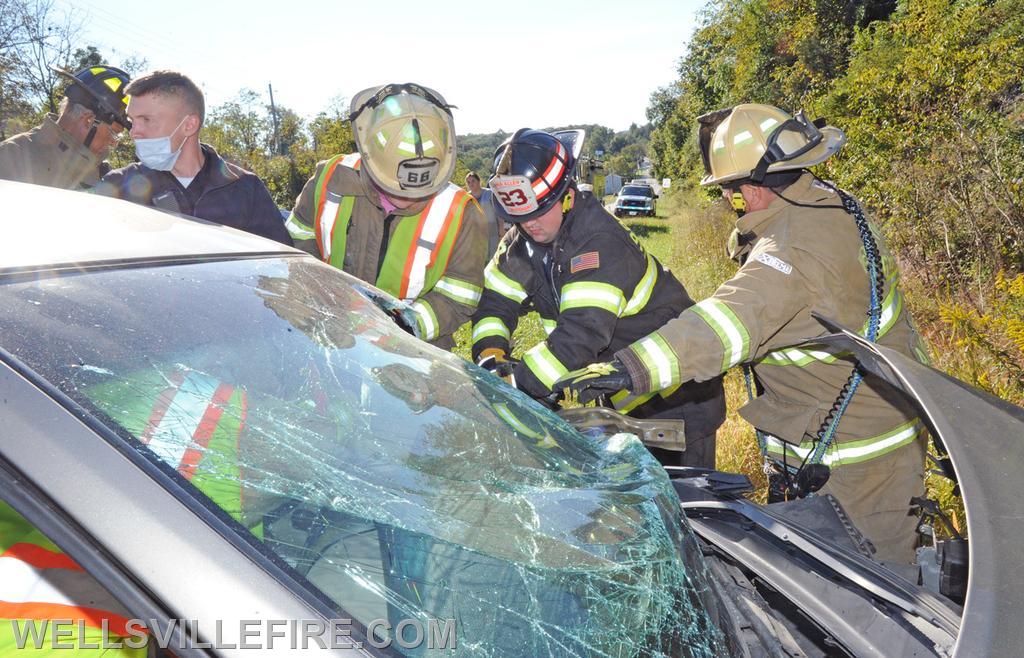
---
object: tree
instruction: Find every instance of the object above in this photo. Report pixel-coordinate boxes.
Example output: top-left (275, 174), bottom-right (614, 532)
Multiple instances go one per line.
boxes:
top-left (14, 0), bottom-right (85, 113)
top-left (0, 0), bottom-right (84, 136)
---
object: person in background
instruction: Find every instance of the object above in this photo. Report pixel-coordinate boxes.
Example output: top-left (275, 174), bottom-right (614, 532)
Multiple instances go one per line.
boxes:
top-left (466, 170), bottom-right (504, 257)
top-left (95, 70), bottom-right (291, 245)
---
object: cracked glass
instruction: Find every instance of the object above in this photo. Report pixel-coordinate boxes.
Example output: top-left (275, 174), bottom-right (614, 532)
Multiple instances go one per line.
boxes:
top-left (0, 257), bottom-right (731, 657)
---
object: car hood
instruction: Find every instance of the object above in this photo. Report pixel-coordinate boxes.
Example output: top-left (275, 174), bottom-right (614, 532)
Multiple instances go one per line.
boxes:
top-left (0, 180), bottom-right (294, 271)
top-left (815, 319), bottom-right (1024, 657)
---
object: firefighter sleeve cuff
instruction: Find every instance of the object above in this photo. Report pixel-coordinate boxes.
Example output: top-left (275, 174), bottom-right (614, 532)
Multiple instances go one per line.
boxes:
top-left (615, 332), bottom-right (682, 395)
top-left (615, 347), bottom-right (653, 395)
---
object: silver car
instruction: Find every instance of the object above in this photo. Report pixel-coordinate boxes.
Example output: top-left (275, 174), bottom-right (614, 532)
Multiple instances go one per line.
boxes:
top-left (1, 180), bottom-right (1021, 656)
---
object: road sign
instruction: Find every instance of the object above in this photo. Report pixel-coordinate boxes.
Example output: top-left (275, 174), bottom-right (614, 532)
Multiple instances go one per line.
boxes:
top-left (662, 178), bottom-right (671, 189)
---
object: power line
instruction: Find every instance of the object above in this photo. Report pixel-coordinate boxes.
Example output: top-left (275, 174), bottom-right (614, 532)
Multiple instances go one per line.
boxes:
top-left (58, 0), bottom-right (181, 52)
top-left (55, 7), bottom-right (182, 61)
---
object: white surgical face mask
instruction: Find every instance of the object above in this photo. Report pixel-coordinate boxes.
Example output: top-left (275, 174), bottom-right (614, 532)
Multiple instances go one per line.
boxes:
top-left (133, 116), bottom-right (187, 171)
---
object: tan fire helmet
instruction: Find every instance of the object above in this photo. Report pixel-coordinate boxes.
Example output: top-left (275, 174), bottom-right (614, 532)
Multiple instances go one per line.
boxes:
top-left (349, 83), bottom-right (457, 199)
top-left (697, 103), bottom-right (847, 186)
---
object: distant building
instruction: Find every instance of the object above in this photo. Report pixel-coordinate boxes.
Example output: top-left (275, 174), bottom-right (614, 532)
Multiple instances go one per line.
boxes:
top-left (605, 174), bottom-right (623, 196)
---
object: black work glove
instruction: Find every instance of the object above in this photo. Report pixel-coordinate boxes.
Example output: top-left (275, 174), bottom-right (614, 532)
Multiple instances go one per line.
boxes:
top-left (554, 359), bottom-right (633, 404)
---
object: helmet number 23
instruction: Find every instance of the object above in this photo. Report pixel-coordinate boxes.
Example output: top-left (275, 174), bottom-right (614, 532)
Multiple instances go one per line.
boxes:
top-left (498, 189), bottom-right (529, 207)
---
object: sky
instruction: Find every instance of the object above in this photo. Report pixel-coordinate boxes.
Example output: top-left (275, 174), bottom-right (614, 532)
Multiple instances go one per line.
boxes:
top-left (64, 0), bottom-right (707, 135)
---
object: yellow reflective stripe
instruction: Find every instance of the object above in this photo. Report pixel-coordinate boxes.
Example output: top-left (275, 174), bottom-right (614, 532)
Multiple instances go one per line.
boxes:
top-left (472, 317), bottom-right (510, 342)
top-left (285, 212), bottom-right (315, 240)
top-left (610, 388), bottom-right (657, 413)
top-left (631, 333), bottom-right (679, 390)
top-left (522, 342), bottom-right (569, 388)
top-left (484, 262), bottom-right (528, 303)
top-left (610, 381), bottom-right (680, 413)
top-left (541, 318), bottom-right (557, 336)
top-left (764, 419), bottom-right (924, 467)
top-left (690, 298), bottom-right (750, 370)
top-left (435, 276), bottom-right (482, 306)
top-left (622, 254), bottom-right (658, 317)
top-left (559, 281), bottom-right (626, 315)
top-left (410, 300), bottom-right (439, 341)
top-left (759, 282), bottom-right (905, 367)
top-left (864, 283), bottom-right (902, 338)
top-left (493, 403), bottom-right (542, 439)
top-left (759, 346), bottom-right (840, 367)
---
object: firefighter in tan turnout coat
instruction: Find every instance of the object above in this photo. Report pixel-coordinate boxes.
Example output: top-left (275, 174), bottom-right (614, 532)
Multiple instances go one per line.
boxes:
top-left (286, 83), bottom-right (488, 349)
top-left (0, 66), bottom-right (131, 190)
top-left (559, 104), bottom-right (931, 563)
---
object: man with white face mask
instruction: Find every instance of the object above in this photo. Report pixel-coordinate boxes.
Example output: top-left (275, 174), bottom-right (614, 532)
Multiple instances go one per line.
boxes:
top-left (95, 70), bottom-right (291, 245)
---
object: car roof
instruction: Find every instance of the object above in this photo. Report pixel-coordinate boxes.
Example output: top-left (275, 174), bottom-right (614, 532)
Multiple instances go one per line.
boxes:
top-left (1, 180), bottom-right (296, 271)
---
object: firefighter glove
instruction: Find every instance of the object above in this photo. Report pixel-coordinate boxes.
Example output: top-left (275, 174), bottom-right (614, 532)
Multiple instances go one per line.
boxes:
top-left (555, 359), bottom-right (633, 404)
top-left (477, 348), bottom-right (519, 386)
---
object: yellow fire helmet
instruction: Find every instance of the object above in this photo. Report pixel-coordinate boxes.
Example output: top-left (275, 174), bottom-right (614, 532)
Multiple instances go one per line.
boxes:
top-left (697, 103), bottom-right (846, 186)
top-left (349, 83), bottom-right (457, 200)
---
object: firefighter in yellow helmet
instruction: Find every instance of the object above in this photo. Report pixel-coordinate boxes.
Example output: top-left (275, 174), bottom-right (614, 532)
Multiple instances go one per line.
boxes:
top-left (286, 83), bottom-right (489, 349)
top-left (0, 66), bottom-right (131, 190)
top-left (559, 104), bottom-right (932, 564)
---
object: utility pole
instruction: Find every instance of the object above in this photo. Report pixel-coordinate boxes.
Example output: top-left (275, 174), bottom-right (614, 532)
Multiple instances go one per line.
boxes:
top-left (268, 83), bottom-right (281, 155)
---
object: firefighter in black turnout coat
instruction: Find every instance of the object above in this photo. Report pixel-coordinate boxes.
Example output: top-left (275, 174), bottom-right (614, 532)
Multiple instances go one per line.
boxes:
top-left (470, 128), bottom-right (725, 466)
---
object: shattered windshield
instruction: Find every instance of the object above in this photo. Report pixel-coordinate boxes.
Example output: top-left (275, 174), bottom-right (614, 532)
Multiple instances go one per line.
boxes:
top-left (0, 257), bottom-right (729, 656)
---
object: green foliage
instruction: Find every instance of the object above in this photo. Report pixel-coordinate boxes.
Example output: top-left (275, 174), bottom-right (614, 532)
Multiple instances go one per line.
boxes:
top-left (199, 90), bottom-right (355, 208)
top-left (454, 124), bottom-right (653, 185)
top-left (648, 0), bottom-right (1024, 285)
top-left (647, 0), bottom-right (901, 182)
top-left (931, 272), bottom-right (1024, 405)
top-left (818, 0), bottom-right (1024, 284)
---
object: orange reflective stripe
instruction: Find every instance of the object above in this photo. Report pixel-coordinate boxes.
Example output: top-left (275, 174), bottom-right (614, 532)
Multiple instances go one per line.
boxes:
top-left (138, 372), bottom-right (245, 482)
top-left (0, 602), bottom-right (135, 637)
top-left (397, 187), bottom-right (470, 299)
top-left (398, 195), bottom-right (438, 299)
top-left (0, 544), bottom-right (81, 571)
top-left (177, 382), bottom-right (235, 480)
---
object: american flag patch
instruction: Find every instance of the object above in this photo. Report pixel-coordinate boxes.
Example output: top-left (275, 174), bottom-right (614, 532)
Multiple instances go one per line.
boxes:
top-left (570, 251), bottom-right (600, 273)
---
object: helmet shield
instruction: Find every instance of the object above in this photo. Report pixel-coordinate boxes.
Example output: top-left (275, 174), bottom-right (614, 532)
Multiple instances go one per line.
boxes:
top-left (488, 128), bottom-right (583, 223)
top-left (349, 83), bottom-right (457, 199)
top-left (699, 103), bottom-right (846, 187)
